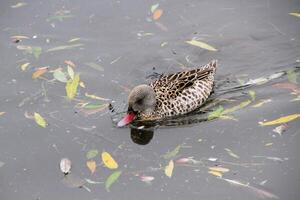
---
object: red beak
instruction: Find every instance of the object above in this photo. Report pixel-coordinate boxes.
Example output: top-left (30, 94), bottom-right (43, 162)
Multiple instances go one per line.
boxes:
top-left (117, 112), bottom-right (136, 127)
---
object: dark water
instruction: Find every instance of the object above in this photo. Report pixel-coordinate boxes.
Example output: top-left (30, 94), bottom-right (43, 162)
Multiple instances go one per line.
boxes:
top-left (1, 0), bottom-right (300, 199)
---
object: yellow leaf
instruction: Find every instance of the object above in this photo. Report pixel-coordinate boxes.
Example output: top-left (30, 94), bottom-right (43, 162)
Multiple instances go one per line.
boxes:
top-left (86, 160), bottom-right (97, 174)
top-left (186, 40), bottom-right (217, 51)
top-left (101, 152), bottom-right (118, 169)
top-left (153, 9), bottom-right (163, 20)
top-left (32, 67), bottom-right (47, 79)
top-left (265, 143), bottom-right (273, 147)
top-left (252, 99), bottom-right (272, 108)
top-left (85, 93), bottom-right (110, 101)
top-left (164, 160), bottom-right (174, 178)
top-left (208, 167), bottom-right (230, 173)
top-left (65, 74), bottom-right (80, 100)
top-left (20, 62), bottom-right (30, 71)
top-left (259, 114), bottom-right (300, 126)
top-left (289, 12), bottom-right (300, 18)
top-left (34, 112), bottom-right (47, 128)
top-left (208, 170), bottom-right (223, 177)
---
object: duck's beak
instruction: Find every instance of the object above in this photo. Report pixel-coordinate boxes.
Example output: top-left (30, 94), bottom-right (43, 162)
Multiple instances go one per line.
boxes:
top-left (117, 112), bottom-right (136, 127)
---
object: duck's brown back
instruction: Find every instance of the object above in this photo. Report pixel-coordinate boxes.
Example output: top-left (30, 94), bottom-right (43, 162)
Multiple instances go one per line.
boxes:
top-left (141, 60), bottom-right (217, 120)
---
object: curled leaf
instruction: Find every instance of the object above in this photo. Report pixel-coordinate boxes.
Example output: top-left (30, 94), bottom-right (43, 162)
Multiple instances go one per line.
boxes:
top-left (102, 151), bottom-right (118, 169)
top-left (105, 171), bottom-right (122, 192)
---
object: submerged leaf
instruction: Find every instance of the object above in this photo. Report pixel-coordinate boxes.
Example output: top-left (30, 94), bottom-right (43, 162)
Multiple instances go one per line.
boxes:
top-left (102, 152), bottom-right (118, 169)
top-left (105, 171), bottom-right (122, 192)
top-left (47, 43), bottom-right (83, 52)
top-left (273, 82), bottom-right (300, 93)
top-left (86, 149), bottom-right (98, 159)
top-left (60, 158), bottom-right (72, 175)
top-left (53, 69), bottom-right (68, 82)
top-left (85, 93), bottom-right (110, 101)
top-left (259, 114), bottom-right (300, 126)
top-left (140, 175), bottom-right (155, 183)
top-left (86, 160), bottom-right (97, 174)
top-left (208, 106), bottom-right (224, 120)
top-left (252, 99), bottom-right (272, 108)
top-left (32, 47), bottom-right (42, 59)
top-left (224, 148), bottom-right (239, 159)
top-left (248, 90), bottom-right (256, 101)
top-left (11, 2), bottom-right (27, 8)
top-left (287, 69), bottom-right (298, 84)
top-left (84, 62), bottom-right (104, 71)
top-left (163, 145), bottom-right (181, 159)
top-left (164, 160), bottom-right (174, 178)
top-left (222, 100), bottom-right (251, 115)
top-left (65, 74), bottom-right (80, 100)
top-left (34, 112), bottom-right (47, 128)
top-left (153, 9), bottom-right (163, 20)
top-left (186, 40), bottom-right (217, 51)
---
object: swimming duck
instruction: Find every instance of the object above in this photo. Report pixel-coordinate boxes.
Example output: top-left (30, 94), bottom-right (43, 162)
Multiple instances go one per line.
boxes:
top-left (118, 60), bottom-right (217, 127)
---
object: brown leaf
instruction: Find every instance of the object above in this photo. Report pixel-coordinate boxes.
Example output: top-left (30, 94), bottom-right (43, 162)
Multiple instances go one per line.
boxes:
top-left (153, 9), bottom-right (163, 20)
top-left (64, 60), bottom-right (76, 68)
top-left (273, 82), bottom-right (300, 93)
top-left (86, 160), bottom-right (97, 174)
top-left (32, 67), bottom-right (48, 79)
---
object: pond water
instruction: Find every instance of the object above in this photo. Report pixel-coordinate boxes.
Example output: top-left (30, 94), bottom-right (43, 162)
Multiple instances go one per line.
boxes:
top-left (0, 0), bottom-right (300, 199)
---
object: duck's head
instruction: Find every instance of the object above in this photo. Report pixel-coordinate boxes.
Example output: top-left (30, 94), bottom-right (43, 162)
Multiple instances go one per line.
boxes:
top-left (118, 85), bottom-right (156, 127)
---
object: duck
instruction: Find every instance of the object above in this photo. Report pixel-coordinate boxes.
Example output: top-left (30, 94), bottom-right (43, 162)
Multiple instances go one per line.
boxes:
top-left (118, 60), bottom-right (217, 127)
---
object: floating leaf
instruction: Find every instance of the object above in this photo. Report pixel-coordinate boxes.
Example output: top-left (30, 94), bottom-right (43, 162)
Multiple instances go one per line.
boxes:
top-left (105, 171), bottom-right (122, 192)
top-left (85, 93), bottom-right (110, 101)
top-left (67, 65), bottom-right (74, 79)
top-left (60, 158), bottom-right (72, 175)
top-left (64, 60), bottom-right (76, 68)
top-left (47, 43), bottom-right (84, 52)
top-left (259, 114), bottom-right (300, 126)
top-left (140, 175), bottom-right (155, 183)
top-left (53, 69), bottom-right (68, 82)
top-left (32, 67), bottom-right (47, 79)
top-left (0, 112), bottom-right (5, 116)
top-left (208, 106), bottom-right (224, 120)
top-left (292, 95), bottom-right (300, 101)
top-left (150, 3), bottom-right (159, 13)
top-left (84, 62), bottom-right (104, 71)
top-left (102, 151), bottom-right (118, 169)
top-left (186, 39), bottom-right (217, 51)
top-left (265, 143), bottom-right (273, 147)
top-left (163, 145), bottom-right (181, 159)
top-left (224, 148), bottom-right (239, 159)
top-left (252, 99), bottom-right (272, 108)
top-left (34, 112), bottom-right (47, 128)
top-left (83, 104), bottom-right (107, 109)
top-left (208, 170), bottom-right (223, 177)
top-left (86, 149), bottom-right (98, 159)
top-left (164, 160), bottom-right (174, 178)
top-left (79, 81), bottom-right (86, 88)
top-left (248, 90), bottom-right (256, 101)
top-left (62, 174), bottom-right (86, 188)
top-left (153, 9), bottom-right (163, 20)
top-left (20, 62), bottom-right (30, 71)
top-left (209, 167), bottom-right (230, 173)
top-left (289, 12), bottom-right (300, 18)
top-left (219, 115), bottom-right (238, 121)
top-left (85, 178), bottom-right (103, 184)
top-left (32, 46), bottom-right (42, 59)
top-left (11, 2), bottom-right (27, 8)
top-left (65, 74), bottom-right (80, 100)
top-left (223, 100), bottom-right (251, 115)
top-left (273, 82), bottom-right (300, 93)
top-left (86, 160), bottom-right (97, 174)
top-left (287, 69), bottom-right (298, 84)
top-left (47, 15), bottom-right (74, 22)
top-left (68, 38), bottom-right (80, 43)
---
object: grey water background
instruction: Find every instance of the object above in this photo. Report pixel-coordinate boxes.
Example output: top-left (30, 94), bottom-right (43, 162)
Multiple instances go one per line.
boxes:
top-left (0, 0), bottom-right (300, 199)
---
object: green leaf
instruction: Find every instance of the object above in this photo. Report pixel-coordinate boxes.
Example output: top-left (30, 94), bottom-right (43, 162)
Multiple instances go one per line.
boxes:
top-left (248, 90), bottom-right (256, 101)
top-left (65, 74), bottom-right (80, 100)
top-left (84, 104), bottom-right (107, 109)
top-left (105, 171), bottom-right (122, 192)
top-left (34, 112), bottom-right (47, 128)
top-left (67, 65), bottom-right (75, 79)
top-left (84, 62), bottom-right (104, 71)
top-left (46, 15), bottom-right (74, 22)
top-left (86, 149), bottom-right (98, 159)
top-left (32, 47), bottom-right (42, 59)
top-left (163, 145), bottom-right (181, 159)
top-left (287, 69), bottom-right (298, 84)
top-left (208, 106), bottom-right (224, 120)
top-left (53, 69), bottom-right (68, 82)
top-left (222, 100), bottom-right (251, 115)
top-left (150, 3), bottom-right (159, 13)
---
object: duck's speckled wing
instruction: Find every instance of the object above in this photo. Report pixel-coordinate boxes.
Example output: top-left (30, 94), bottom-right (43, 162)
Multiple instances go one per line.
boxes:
top-left (148, 60), bottom-right (217, 118)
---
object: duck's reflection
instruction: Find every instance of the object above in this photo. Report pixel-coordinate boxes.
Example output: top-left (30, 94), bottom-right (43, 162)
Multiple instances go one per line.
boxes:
top-left (130, 126), bottom-right (154, 145)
